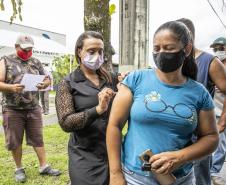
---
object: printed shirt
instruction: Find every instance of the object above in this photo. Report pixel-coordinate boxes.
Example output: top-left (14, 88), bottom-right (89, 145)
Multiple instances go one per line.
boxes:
top-left (121, 69), bottom-right (214, 178)
top-left (1, 54), bottom-right (45, 110)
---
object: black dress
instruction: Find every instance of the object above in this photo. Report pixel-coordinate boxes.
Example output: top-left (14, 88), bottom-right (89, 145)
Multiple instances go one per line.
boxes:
top-left (55, 68), bottom-right (118, 185)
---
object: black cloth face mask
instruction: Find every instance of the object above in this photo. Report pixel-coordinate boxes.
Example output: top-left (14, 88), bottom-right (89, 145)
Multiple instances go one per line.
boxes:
top-left (153, 50), bottom-right (186, 73)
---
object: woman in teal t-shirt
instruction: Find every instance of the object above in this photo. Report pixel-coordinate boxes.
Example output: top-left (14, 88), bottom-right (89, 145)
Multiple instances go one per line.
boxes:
top-left (106, 21), bottom-right (219, 185)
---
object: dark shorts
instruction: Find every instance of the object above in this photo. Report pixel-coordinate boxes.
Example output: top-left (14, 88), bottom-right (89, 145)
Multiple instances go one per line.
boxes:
top-left (2, 107), bottom-right (44, 151)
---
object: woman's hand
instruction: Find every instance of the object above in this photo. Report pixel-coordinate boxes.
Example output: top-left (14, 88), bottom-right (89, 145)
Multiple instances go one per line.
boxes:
top-left (116, 71), bottom-right (130, 90)
top-left (110, 172), bottom-right (127, 185)
top-left (117, 71), bottom-right (130, 82)
top-left (150, 151), bottom-right (185, 175)
top-left (96, 88), bottom-right (115, 115)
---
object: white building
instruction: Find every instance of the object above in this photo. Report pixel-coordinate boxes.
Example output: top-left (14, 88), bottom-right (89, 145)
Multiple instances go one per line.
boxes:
top-left (0, 20), bottom-right (70, 67)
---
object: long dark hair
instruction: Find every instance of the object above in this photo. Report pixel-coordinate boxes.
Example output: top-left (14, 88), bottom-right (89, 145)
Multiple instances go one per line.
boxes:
top-left (154, 21), bottom-right (197, 80)
top-left (74, 31), bottom-right (112, 84)
top-left (176, 18), bottom-right (195, 42)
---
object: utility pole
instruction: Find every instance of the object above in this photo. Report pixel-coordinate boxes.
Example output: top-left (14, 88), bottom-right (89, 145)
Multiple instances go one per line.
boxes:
top-left (119, 0), bottom-right (149, 72)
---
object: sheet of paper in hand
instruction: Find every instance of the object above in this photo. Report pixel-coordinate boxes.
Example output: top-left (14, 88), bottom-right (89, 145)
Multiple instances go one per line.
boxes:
top-left (20, 74), bottom-right (45, 91)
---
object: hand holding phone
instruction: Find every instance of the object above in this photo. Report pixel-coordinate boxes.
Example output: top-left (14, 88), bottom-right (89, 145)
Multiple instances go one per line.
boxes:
top-left (139, 149), bottom-right (176, 185)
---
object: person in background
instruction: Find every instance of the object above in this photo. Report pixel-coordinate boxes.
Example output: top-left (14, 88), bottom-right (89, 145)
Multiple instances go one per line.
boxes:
top-left (211, 37), bottom-right (226, 65)
top-left (0, 35), bottom-right (61, 183)
top-left (55, 31), bottom-right (118, 185)
top-left (40, 63), bottom-right (53, 115)
top-left (177, 18), bottom-right (226, 185)
top-left (209, 37), bottom-right (226, 185)
top-left (106, 21), bottom-right (219, 185)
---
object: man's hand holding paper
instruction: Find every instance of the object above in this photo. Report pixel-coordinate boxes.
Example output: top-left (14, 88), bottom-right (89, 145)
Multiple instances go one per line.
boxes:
top-left (20, 73), bottom-right (46, 91)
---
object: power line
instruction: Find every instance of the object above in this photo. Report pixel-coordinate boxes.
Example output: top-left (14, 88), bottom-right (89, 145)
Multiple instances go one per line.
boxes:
top-left (206, 0), bottom-right (226, 28)
top-left (222, 0), bottom-right (225, 11)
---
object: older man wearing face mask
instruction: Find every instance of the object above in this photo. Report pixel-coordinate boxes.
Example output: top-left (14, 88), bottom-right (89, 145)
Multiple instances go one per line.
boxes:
top-left (211, 37), bottom-right (226, 65)
top-left (210, 37), bottom-right (226, 185)
top-left (0, 35), bottom-right (61, 183)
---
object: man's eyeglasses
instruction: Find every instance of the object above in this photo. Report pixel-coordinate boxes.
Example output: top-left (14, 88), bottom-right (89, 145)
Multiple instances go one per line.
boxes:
top-left (213, 46), bottom-right (225, 52)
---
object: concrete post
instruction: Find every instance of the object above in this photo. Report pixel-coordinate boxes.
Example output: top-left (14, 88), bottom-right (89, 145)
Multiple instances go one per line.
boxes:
top-left (119, 0), bottom-right (149, 72)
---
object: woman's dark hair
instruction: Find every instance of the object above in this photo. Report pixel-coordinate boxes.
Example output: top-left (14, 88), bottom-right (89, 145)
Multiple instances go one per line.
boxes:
top-left (176, 18), bottom-right (195, 43)
top-left (154, 21), bottom-right (197, 80)
top-left (74, 31), bottom-right (112, 84)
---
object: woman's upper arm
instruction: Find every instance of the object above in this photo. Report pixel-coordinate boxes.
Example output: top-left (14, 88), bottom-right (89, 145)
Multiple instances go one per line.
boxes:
top-left (197, 109), bottom-right (218, 137)
top-left (55, 80), bottom-right (74, 128)
top-left (108, 84), bottom-right (133, 129)
top-left (55, 80), bottom-right (87, 132)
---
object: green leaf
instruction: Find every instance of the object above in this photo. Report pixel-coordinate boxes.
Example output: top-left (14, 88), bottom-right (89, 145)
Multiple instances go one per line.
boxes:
top-left (18, 0), bottom-right (22, 6)
top-left (8, 0), bottom-right (23, 23)
top-left (0, 0), bottom-right (5, 11)
top-left (19, 14), bottom-right (22, 21)
top-left (10, 16), bottom-right (13, 24)
top-left (109, 3), bottom-right (116, 16)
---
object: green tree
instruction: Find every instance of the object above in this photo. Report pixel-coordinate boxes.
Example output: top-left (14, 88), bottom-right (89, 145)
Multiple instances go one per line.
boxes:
top-left (52, 55), bottom-right (78, 85)
top-left (0, 0), bottom-right (23, 23)
top-left (84, 0), bottom-right (116, 72)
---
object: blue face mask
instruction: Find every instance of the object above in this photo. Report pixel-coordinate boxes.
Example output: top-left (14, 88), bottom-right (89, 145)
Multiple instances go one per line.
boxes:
top-left (82, 53), bottom-right (104, 70)
top-left (153, 50), bottom-right (185, 73)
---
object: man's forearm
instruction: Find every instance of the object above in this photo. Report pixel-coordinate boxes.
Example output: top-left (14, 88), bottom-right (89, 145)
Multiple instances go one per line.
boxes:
top-left (218, 97), bottom-right (226, 130)
top-left (0, 82), bottom-right (12, 92)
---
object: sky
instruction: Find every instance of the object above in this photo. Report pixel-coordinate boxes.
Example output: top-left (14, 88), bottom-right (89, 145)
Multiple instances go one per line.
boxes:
top-left (1, 0), bottom-right (226, 60)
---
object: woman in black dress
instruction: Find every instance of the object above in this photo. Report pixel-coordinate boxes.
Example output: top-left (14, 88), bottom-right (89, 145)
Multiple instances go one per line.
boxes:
top-left (55, 31), bottom-right (118, 185)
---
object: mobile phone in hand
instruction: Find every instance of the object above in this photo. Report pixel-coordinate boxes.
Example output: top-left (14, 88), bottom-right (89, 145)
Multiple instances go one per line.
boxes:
top-left (139, 149), bottom-right (176, 185)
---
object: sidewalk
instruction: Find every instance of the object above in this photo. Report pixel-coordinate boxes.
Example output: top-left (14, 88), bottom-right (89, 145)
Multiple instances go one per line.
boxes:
top-left (41, 93), bottom-right (58, 125)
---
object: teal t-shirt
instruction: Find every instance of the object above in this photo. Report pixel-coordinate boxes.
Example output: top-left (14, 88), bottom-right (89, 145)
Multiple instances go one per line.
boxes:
top-left (121, 69), bottom-right (214, 178)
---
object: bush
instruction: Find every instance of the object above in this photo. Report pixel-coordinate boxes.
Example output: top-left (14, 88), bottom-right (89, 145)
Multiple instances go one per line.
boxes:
top-left (52, 55), bottom-right (78, 86)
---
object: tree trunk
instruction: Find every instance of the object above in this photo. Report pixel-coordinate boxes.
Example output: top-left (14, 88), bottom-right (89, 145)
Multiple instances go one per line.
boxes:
top-left (84, 0), bottom-right (113, 72)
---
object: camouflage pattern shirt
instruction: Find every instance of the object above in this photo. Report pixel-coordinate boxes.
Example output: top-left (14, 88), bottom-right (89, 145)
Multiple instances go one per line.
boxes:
top-left (1, 54), bottom-right (45, 110)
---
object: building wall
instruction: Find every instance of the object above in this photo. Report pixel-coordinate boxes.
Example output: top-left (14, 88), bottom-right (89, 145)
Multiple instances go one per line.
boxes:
top-left (0, 20), bottom-right (68, 69)
top-left (0, 46), bottom-right (57, 68)
top-left (0, 20), bottom-right (66, 46)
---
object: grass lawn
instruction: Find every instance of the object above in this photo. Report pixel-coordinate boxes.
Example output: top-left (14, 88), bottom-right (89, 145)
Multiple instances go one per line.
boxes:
top-left (122, 122), bottom-right (128, 136)
top-left (0, 124), bottom-right (70, 185)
